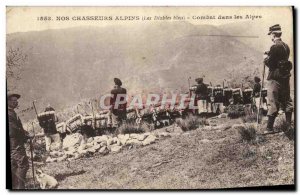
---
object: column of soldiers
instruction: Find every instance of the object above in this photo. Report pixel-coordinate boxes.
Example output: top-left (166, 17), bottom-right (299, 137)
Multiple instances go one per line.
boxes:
top-left (7, 24), bottom-right (293, 189)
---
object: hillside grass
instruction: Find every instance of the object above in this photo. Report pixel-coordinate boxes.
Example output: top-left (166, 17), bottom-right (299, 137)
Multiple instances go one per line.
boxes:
top-left (27, 117), bottom-right (294, 189)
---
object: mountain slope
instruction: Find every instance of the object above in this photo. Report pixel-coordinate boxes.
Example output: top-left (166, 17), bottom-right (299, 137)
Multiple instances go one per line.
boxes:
top-left (7, 22), bottom-right (262, 119)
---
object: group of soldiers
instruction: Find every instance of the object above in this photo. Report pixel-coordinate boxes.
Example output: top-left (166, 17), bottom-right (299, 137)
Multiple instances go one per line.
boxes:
top-left (190, 76), bottom-right (267, 115)
top-left (7, 24), bottom-right (294, 189)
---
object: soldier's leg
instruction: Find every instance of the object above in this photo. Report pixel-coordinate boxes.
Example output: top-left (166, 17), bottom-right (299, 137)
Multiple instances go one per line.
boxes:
top-left (14, 146), bottom-right (29, 189)
top-left (284, 96), bottom-right (293, 125)
top-left (10, 152), bottom-right (18, 189)
top-left (111, 112), bottom-right (119, 128)
top-left (280, 79), bottom-right (293, 125)
top-left (266, 80), bottom-right (280, 131)
top-left (51, 133), bottom-right (62, 150)
top-left (44, 135), bottom-right (51, 152)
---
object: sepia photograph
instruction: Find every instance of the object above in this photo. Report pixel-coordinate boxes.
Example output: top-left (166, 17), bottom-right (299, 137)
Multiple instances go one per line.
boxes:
top-left (6, 6), bottom-right (295, 190)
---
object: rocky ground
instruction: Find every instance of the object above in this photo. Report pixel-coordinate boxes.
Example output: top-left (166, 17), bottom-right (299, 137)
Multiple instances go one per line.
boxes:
top-left (26, 116), bottom-right (294, 190)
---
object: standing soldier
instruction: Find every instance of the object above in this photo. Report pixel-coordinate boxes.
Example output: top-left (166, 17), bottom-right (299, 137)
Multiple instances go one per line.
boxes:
top-left (264, 24), bottom-right (293, 132)
top-left (195, 77), bottom-right (208, 115)
top-left (38, 105), bottom-right (61, 151)
top-left (109, 78), bottom-right (127, 129)
top-left (8, 93), bottom-right (32, 189)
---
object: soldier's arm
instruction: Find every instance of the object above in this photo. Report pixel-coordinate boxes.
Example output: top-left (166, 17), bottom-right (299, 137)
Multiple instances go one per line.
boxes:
top-left (264, 44), bottom-right (277, 68)
top-left (8, 115), bottom-right (18, 137)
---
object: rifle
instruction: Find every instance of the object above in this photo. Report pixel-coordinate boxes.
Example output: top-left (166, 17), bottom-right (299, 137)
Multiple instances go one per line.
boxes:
top-left (257, 64), bottom-right (266, 126)
top-left (29, 122), bottom-right (37, 188)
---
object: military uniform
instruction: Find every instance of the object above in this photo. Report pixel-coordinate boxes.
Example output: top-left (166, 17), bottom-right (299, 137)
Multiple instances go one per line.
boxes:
top-left (264, 39), bottom-right (293, 115)
top-left (110, 78), bottom-right (127, 127)
top-left (8, 107), bottom-right (29, 189)
top-left (264, 24), bottom-right (293, 130)
top-left (194, 78), bottom-right (208, 114)
top-left (39, 106), bottom-right (61, 151)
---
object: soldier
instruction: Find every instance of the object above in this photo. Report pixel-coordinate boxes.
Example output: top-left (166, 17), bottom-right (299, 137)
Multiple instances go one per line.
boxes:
top-left (38, 105), bottom-right (61, 151)
top-left (195, 77), bottom-right (208, 114)
top-left (8, 93), bottom-right (32, 189)
top-left (264, 24), bottom-right (293, 132)
top-left (252, 76), bottom-right (261, 113)
top-left (109, 78), bottom-right (127, 129)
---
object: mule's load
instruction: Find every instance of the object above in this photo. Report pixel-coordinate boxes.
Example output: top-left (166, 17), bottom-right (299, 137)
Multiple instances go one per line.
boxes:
top-left (212, 86), bottom-right (223, 103)
top-left (223, 88), bottom-right (233, 106)
top-left (232, 88), bottom-right (243, 104)
top-left (66, 114), bottom-right (83, 133)
top-left (37, 111), bottom-right (56, 130)
top-left (243, 88), bottom-right (253, 105)
top-left (56, 122), bottom-right (66, 134)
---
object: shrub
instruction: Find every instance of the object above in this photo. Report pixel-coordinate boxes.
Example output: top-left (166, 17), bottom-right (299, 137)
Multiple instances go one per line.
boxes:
top-left (238, 124), bottom-right (257, 142)
top-left (117, 121), bottom-right (146, 135)
top-left (175, 114), bottom-right (206, 131)
top-left (241, 113), bottom-right (258, 123)
top-left (226, 105), bottom-right (246, 119)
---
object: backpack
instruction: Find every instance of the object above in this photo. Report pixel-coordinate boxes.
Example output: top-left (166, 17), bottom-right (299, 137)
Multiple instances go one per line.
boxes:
top-left (38, 111), bottom-right (56, 130)
top-left (278, 42), bottom-right (292, 78)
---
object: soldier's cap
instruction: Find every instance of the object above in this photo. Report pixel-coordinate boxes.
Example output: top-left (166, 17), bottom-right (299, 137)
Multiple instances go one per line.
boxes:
top-left (114, 78), bottom-right (122, 86)
top-left (195, 78), bottom-right (203, 83)
top-left (254, 76), bottom-right (261, 82)
top-left (268, 24), bottom-right (281, 35)
top-left (7, 93), bottom-right (21, 99)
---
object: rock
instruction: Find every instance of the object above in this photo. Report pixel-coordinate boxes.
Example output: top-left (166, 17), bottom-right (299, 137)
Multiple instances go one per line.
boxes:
top-left (94, 135), bottom-right (108, 143)
top-left (200, 139), bottom-right (211, 144)
top-left (74, 153), bottom-right (81, 159)
top-left (50, 143), bottom-right (62, 151)
top-left (63, 133), bottom-right (83, 149)
top-left (202, 126), bottom-right (212, 131)
top-left (91, 144), bottom-right (101, 151)
top-left (100, 142), bottom-right (107, 147)
top-left (46, 156), bottom-right (57, 163)
top-left (87, 137), bottom-right (94, 143)
top-left (57, 155), bottom-right (67, 162)
top-left (142, 134), bottom-right (157, 146)
top-left (126, 139), bottom-right (143, 146)
top-left (129, 133), bottom-right (139, 139)
top-left (119, 135), bottom-right (130, 145)
top-left (77, 149), bottom-right (88, 155)
top-left (78, 143), bottom-right (87, 151)
top-left (87, 148), bottom-right (96, 153)
top-left (112, 137), bottom-right (121, 146)
top-left (99, 146), bottom-right (109, 155)
top-left (157, 132), bottom-right (171, 137)
top-left (67, 157), bottom-right (75, 162)
top-left (107, 137), bottom-right (113, 146)
top-left (137, 134), bottom-right (147, 141)
top-left (117, 134), bottom-right (125, 140)
top-left (49, 151), bottom-right (64, 158)
top-left (110, 145), bottom-right (122, 153)
top-left (86, 143), bottom-right (94, 148)
top-left (65, 150), bottom-right (75, 156)
top-left (232, 124), bottom-right (244, 129)
top-left (66, 146), bottom-right (76, 152)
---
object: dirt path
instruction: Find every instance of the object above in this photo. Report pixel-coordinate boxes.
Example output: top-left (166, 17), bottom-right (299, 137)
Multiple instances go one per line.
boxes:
top-left (41, 118), bottom-right (294, 189)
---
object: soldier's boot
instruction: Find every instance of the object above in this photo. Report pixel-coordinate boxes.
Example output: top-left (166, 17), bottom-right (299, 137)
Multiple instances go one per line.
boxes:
top-left (266, 115), bottom-right (276, 132)
top-left (285, 112), bottom-right (292, 126)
